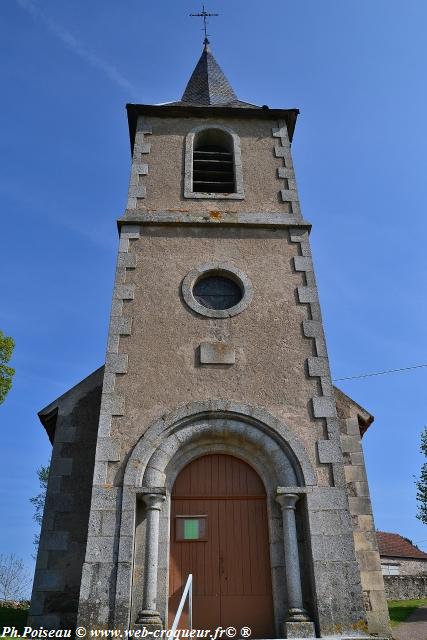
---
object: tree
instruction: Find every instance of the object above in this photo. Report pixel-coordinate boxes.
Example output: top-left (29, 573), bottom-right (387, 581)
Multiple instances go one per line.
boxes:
top-left (0, 330), bottom-right (15, 405)
top-left (30, 462), bottom-right (50, 551)
top-left (415, 426), bottom-right (427, 524)
top-left (0, 554), bottom-right (31, 601)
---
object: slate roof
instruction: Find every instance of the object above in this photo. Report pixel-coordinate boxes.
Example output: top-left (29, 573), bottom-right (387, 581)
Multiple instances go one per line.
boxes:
top-left (376, 531), bottom-right (427, 560)
top-left (180, 39), bottom-right (250, 107)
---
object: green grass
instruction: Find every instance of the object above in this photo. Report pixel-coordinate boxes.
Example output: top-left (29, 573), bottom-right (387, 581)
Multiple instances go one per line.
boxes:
top-left (0, 605), bottom-right (28, 634)
top-left (388, 598), bottom-right (427, 627)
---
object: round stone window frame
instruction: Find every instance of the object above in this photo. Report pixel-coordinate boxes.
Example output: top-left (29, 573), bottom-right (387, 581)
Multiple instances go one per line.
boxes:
top-left (182, 262), bottom-right (253, 318)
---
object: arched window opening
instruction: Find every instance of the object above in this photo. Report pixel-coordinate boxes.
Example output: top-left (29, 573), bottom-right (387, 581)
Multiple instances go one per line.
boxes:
top-left (193, 129), bottom-right (235, 194)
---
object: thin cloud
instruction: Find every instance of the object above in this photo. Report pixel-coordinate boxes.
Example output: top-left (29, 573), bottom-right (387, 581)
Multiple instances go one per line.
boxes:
top-left (0, 181), bottom-right (117, 250)
top-left (15, 0), bottom-right (137, 95)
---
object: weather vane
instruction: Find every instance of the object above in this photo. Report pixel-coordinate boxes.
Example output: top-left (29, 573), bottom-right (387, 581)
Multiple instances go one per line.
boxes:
top-left (190, 4), bottom-right (219, 40)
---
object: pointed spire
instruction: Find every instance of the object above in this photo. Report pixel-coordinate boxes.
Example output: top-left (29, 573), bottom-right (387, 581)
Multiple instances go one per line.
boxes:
top-left (181, 40), bottom-right (238, 106)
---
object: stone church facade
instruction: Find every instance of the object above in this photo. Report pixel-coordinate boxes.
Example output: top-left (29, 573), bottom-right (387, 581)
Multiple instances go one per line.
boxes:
top-left (29, 40), bottom-right (391, 638)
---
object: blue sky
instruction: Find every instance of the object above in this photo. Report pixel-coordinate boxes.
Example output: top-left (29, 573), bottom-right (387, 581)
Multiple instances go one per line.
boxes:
top-left (1, 0), bottom-right (427, 584)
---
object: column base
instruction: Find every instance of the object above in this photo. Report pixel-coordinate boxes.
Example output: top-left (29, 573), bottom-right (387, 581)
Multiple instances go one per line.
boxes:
top-left (134, 610), bottom-right (163, 633)
top-left (283, 620), bottom-right (315, 638)
top-left (287, 606), bottom-right (312, 622)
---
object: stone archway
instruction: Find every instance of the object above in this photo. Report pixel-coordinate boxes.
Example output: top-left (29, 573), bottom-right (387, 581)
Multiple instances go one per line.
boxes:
top-left (114, 401), bottom-right (317, 635)
top-left (124, 400), bottom-right (316, 489)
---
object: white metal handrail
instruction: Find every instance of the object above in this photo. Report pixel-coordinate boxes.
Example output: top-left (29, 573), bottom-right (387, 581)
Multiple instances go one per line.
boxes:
top-left (170, 573), bottom-right (193, 635)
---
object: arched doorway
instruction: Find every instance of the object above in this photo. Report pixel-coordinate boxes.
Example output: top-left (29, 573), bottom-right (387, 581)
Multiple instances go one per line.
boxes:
top-left (168, 454), bottom-right (275, 637)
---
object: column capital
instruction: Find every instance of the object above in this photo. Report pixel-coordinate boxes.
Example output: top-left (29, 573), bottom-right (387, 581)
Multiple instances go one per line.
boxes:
top-left (142, 492), bottom-right (166, 511)
top-left (276, 491), bottom-right (300, 510)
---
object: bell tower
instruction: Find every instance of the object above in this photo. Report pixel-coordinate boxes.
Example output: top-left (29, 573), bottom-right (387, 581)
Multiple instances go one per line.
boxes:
top-left (79, 38), bottom-right (366, 636)
top-left (29, 33), bottom-right (391, 640)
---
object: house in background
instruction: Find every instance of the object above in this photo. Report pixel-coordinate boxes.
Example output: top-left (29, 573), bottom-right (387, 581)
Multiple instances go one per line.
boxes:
top-left (377, 531), bottom-right (427, 576)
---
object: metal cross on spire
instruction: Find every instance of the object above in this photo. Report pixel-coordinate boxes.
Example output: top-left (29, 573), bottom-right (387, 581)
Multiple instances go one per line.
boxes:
top-left (190, 4), bottom-right (219, 41)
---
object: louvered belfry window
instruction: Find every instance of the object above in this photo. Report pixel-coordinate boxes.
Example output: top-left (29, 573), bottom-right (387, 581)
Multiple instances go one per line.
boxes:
top-left (192, 129), bottom-right (235, 194)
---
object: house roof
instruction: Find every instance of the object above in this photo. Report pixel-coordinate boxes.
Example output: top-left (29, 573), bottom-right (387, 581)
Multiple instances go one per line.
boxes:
top-left (376, 531), bottom-right (427, 560)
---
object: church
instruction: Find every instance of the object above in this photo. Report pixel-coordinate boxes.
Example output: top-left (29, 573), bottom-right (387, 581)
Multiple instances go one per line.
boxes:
top-left (29, 32), bottom-right (392, 639)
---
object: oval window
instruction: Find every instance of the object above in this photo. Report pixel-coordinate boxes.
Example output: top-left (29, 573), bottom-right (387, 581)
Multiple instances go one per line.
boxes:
top-left (193, 275), bottom-right (243, 310)
top-left (182, 263), bottom-right (253, 318)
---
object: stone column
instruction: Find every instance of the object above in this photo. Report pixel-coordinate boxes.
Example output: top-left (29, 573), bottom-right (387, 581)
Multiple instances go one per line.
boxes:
top-left (135, 492), bottom-right (166, 631)
top-left (276, 492), bottom-right (315, 638)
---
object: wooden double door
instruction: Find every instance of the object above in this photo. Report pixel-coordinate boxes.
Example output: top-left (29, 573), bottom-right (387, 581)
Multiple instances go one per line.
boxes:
top-left (169, 454), bottom-right (275, 637)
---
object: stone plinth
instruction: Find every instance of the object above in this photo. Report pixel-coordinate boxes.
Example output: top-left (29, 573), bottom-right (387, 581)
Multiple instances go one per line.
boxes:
top-left (283, 620), bottom-right (315, 638)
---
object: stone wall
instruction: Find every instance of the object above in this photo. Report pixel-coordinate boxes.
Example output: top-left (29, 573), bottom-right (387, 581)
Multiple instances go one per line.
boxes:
top-left (110, 224), bottom-right (321, 470)
top-left (127, 115), bottom-right (297, 215)
top-left (28, 369), bottom-right (102, 629)
top-left (384, 575), bottom-right (427, 600)
top-left (335, 389), bottom-right (392, 637)
top-left (381, 556), bottom-right (427, 575)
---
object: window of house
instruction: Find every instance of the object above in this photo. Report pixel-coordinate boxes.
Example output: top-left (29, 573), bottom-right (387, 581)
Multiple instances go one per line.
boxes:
top-left (381, 562), bottom-right (400, 576)
top-left (184, 126), bottom-right (244, 200)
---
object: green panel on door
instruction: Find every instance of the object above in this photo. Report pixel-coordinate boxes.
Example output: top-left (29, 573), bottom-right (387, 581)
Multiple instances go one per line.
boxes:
top-left (184, 519), bottom-right (200, 539)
